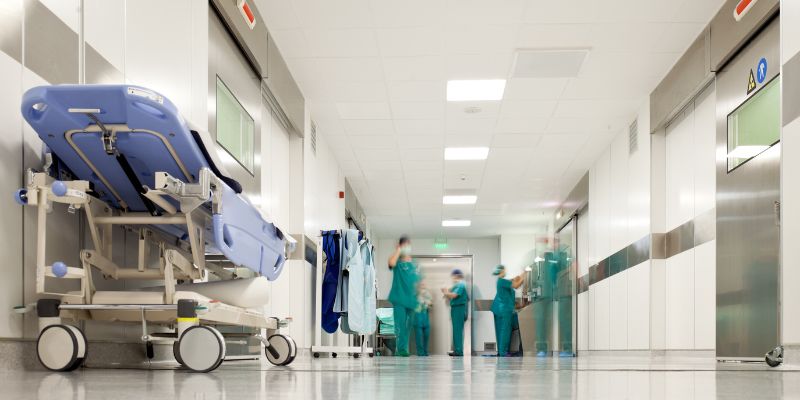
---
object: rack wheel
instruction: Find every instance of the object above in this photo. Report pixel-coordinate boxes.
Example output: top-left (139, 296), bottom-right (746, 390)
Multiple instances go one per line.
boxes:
top-left (265, 334), bottom-right (297, 366)
top-left (37, 324), bottom-right (87, 372)
top-left (353, 353), bottom-right (360, 359)
top-left (313, 352), bottom-right (320, 359)
top-left (766, 356), bottom-right (782, 367)
top-left (177, 326), bottom-right (225, 372)
top-left (173, 341), bottom-right (184, 366)
top-left (369, 352), bottom-right (374, 358)
top-left (332, 352), bottom-right (338, 358)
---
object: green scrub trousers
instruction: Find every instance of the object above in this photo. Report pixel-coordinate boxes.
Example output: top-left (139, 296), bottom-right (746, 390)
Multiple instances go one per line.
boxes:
top-left (388, 260), bottom-right (419, 356)
top-left (492, 277), bottom-right (515, 355)
top-left (449, 281), bottom-right (468, 355)
top-left (414, 309), bottom-right (430, 356)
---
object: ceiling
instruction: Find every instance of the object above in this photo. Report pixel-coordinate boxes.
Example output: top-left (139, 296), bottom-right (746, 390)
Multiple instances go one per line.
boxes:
top-left (256, 0), bottom-right (725, 238)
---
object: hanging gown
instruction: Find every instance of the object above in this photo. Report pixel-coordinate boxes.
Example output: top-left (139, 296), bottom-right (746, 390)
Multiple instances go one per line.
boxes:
top-left (321, 230), bottom-right (342, 334)
top-left (338, 229), bottom-right (362, 334)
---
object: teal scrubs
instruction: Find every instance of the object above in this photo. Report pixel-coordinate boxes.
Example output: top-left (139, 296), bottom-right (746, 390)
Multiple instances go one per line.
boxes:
top-left (414, 308), bottom-right (430, 356)
top-left (449, 280), bottom-right (468, 355)
top-left (492, 277), bottom-right (515, 355)
top-left (388, 260), bottom-right (419, 356)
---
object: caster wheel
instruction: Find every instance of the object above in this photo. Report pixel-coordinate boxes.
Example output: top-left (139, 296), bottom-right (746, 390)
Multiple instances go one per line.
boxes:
top-left (332, 352), bottom-right (338, 358)
top-left (265, 334), bottom-right (297, 366)
top-left (369, 352), bottom-right (375, 358)
top-left (313, 352), bottom-right (320, 359)
top-left (173, 341), bottom-right (184, 366)
top-left (766, 356), bottom-right (782, 367)
top-left (353, 353), bottom-right (360, 359)
top-left (37, 324), bottom-right (87, 372)
top-left (177, 326), bottom-right (225, 372)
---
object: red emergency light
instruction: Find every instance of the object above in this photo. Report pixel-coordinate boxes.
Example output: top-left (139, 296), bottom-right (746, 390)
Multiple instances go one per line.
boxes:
top-left (238, 0), bottom-right (256, 29)
top-left (734, 0), bottom-right (758, 22)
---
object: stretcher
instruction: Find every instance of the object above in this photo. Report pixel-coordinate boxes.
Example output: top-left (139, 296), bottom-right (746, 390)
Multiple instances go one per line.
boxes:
top-left (16, 84), bottom-right (297, 372)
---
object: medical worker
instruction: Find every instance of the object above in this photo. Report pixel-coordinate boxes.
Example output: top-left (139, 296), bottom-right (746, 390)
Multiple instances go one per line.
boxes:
top-left (491, 265), bottom-right (527, 357)
top-left (441, 269), bottom-right (468, 357)
top-left (414, 282), bottom-right (432, 356)
top-left (388, 236), bottom-right (420, 357)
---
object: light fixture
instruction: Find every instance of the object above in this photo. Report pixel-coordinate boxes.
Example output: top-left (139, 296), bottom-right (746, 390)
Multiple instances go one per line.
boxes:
top-left (443, 195), bottom-right (477, 205)
top-left (727, 145), bottom-right (770, 158)
top-left (445, 147), bottom-right (489, 160)
top-left (442, 220), bottom-right (471, 227)
top-left (446, 79), bottom-right (506, 101)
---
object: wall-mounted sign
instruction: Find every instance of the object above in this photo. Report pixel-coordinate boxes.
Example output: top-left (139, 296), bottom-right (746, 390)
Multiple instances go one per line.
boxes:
top-left (734, 0), bottom-right (758, 22)
top-left (747, 69), bottom-right (757, 94)
top-left (756, 57), bottom-right (768, 84)
top-left (238, 0), bottom-right (256, 29)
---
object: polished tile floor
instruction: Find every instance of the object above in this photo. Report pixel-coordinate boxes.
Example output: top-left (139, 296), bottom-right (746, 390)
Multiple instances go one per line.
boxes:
top-left (6, 354), bottom-right (800, 399)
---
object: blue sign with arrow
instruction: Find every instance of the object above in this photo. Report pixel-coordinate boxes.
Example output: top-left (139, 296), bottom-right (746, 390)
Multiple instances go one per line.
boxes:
top-left (757, 57), bottom-right (768, 84)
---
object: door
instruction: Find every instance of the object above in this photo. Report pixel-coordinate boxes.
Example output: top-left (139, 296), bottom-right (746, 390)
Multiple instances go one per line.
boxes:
top-left (715, 17), bottom-right (781, 360)
top-left (413, 256), bottom-right (472, 355)
top-left (555, 218), bottom-right (577, 356)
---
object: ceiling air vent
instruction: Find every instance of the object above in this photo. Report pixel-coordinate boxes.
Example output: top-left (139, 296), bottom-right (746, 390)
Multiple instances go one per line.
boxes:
top-left (511, 49), bottom-right (589, 78)
top-left (629, 118), bottom-right (638, 155)
top-left (310, 120), bottom-right (318, 156)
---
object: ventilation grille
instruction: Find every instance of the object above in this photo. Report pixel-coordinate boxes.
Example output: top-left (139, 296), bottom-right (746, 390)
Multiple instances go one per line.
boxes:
top-left (310, 120), bottom-right (318, 156)
top-left (629, 118), bottom-right (638, 155)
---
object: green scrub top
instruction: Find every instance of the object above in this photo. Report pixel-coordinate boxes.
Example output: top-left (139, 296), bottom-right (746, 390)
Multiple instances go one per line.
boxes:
top-left (450, 281), bottom-right (468, 306)
top-left (491, 277), bottom-right (515, 315)
top-left (388, 260), bottom-right (420, 309)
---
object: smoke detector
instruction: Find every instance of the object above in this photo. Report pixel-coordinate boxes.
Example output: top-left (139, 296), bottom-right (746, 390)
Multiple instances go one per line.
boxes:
top-left (464, 106), bottom-right (482, 114)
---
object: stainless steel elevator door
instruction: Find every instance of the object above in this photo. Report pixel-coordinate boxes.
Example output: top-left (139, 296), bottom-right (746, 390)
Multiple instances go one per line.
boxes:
top-left (715, 17), bottom-right (780, 360)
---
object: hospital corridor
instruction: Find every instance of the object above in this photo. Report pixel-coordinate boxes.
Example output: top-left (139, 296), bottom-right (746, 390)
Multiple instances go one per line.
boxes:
top-left (4, 0), bottom-right (800, 399)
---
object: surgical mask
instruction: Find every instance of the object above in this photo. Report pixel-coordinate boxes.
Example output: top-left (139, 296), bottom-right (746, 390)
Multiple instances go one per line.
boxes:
top-left (400, 246), bottom-right (412, 256)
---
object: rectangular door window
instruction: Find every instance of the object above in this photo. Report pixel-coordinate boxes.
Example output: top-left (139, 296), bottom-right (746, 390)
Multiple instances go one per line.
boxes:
top-left (216, 76), bottom-right (255, 173)
top-left (727, 77), bottom-right (780, 172)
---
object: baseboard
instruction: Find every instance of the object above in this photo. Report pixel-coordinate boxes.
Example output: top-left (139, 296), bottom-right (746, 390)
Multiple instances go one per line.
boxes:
top-left (576, 349), bottom-right (716, 358)
top-left (782, 343), bottom-right (800, 367)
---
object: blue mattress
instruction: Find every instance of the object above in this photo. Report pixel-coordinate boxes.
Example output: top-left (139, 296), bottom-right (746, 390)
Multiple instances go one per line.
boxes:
top-left (21, 85), bottom-right (286, 280)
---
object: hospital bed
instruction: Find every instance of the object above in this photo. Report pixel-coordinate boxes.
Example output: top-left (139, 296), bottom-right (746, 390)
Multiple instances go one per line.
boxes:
top-left (16, 84), bottom-right (297, 372)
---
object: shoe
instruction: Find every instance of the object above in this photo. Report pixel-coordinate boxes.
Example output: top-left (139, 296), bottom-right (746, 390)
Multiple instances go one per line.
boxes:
top-left (396, 351), bottom-right (410, 357)
top-left (448, 352), bottom-right (464, 357)
top-left (536, 351), bottom-right (548, 357)
top-left (559, 351), bottom-right (573, 358)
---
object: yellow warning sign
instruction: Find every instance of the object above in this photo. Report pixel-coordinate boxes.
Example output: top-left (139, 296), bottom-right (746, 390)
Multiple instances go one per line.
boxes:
top-left (747, 69), bottom-right (757, 94)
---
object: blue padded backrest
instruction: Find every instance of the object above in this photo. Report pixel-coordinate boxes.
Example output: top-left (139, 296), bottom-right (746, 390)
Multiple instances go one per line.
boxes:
top-left (21, 85), bottom-right (210, 211)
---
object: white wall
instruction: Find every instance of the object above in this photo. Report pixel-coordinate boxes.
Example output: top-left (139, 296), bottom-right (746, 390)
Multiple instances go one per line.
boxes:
top-left (661, 85), bottom-right (716, 350)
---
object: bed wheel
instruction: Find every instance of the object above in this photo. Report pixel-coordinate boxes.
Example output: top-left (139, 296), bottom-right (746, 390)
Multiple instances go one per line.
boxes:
top-left (173, 341), bottom-right (184, 366)
top-left (265, 334), bottom-right (296, 366)
top-left (37, 324), bottom-right (87, 372)
top-left (177, 326), bottom-right (225, 372)
top-left (353, 353), bottom-right (360, 359)
top-left (313, 352), bottom-right (320, 359)
top-left (332, 352), bottom-right (338, 358)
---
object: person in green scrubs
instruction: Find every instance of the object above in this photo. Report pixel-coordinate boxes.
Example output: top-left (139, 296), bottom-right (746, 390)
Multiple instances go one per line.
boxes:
top-left (414, 282), bottom-right (432, 356)
top-left (388, 236), bottom-right (420, 357)
top-left (491, 265), bottom-right (527, 357)
top-left (441, 269), bottom-right (468, 357)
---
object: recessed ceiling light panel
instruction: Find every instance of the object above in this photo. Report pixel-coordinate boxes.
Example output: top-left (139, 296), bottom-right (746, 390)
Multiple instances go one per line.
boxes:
top-left (443, 195), bottom-right (477, 205)
top-left (442, 220), bottom-right (471, 227)
top-left (444, 147), bottom-right (489, 160)
top-left (447, 80), bottom-right (506, 101)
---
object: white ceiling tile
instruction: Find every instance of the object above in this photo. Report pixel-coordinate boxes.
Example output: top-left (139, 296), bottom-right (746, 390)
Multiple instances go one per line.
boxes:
top-left (397, 135), bottom-right (445, 149)
top-left (553, 99), bottom-right (640, 119)
top-left (394, 119), bottom-right (445, 136)
top-left (358, 149), bottom-right (401, 162)
top-left (503, 78), bottom-right (568, 100)
top-left (445, 25), bottom-right (518, 55)
top-left (376, 28), bottom-right (445, 57)
top-left (494, 117), bottom-right (549, 134)
top-left (369, 0), bottom-right (446, 27)
top-left (303, 29), bottom-right (379, 57)
top-left (300, 81), bottom-right (388, 103)
top-left (446, 118), bottom-right (496, 135)
top-left (255, 0), bottom-right (302, 29)
top-left (402, 148), bottom-right (443, 162)
top-left (387, 81), bottom-right (445, 102)
top-left (347, 135), bottom-right (397, 149)
top-left (269, 29), bottom-right (311, 58)
top-left (336, 102), bottom-right (392, 119)
top-left (446, 102), bottom-right (501, 120)
top-left (291, 0), bottom-right (372, 28)
top-left (342, 119), bottom-right (395, 135)
top-left (515, 24), bottom-right (593, 49)
top-left (444, 134), bottom-right (494, 147)
top-left (499, 100), bottom-right (558, 118)
top-left (444, 0), bottom-right (527, 25)
top-left (492, 133), bottom-right (542, 148)
top-left (293, 58), bottom-right (385, 82)
top-left (382, 56), bottom-right (446, 81)
top-left (391, 102), bottom-right (446, 120)
top-left (445, 54), bottom-right (514, 80)
top-left (522, 0), bottom-right (599, 24)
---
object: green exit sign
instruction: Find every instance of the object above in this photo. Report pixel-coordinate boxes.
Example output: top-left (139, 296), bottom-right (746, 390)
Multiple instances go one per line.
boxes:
top-left (434, 238), bottom-right (448, 250)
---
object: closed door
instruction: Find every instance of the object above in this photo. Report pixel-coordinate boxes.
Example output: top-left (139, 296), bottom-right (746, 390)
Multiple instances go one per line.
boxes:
top-left (413, 257), bottom-right (472, 355)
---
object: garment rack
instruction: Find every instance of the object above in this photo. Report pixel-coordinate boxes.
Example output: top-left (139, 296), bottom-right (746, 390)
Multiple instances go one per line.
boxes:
top-left (311, 232), bottom-right (374, 358)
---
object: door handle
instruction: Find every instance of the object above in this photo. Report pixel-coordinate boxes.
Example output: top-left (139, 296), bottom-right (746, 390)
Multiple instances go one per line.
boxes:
top-left (774, 200), bottom-right (781, 227)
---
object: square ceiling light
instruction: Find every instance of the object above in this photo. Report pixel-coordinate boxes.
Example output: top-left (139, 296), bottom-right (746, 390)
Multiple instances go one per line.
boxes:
top-left (443, 195), bottom-right (477, 205)
top-left (511, 49), bottom-right (589, 78)
top-left (445, 147), bottom-right (489, 160)
top-left (447, 80), bottom-right (506, 101)
top-left (442, 219), bottom-right (471, 227)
